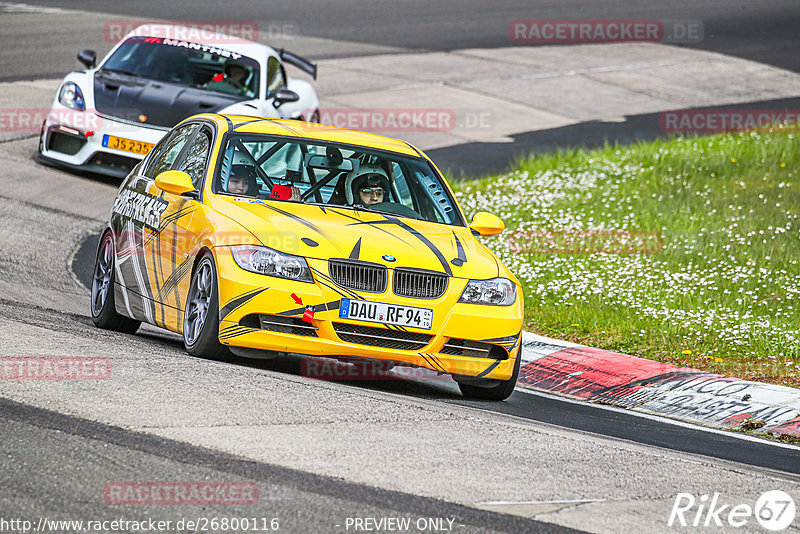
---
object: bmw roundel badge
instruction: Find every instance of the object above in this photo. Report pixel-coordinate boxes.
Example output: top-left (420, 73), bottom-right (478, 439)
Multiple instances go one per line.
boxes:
top-left (382, 254), bottom-right (396, 262)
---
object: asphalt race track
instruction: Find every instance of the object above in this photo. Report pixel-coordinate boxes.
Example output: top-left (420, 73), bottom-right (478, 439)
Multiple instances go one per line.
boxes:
top-left (6, 0), bottom-right (800, 73)
top-left (1, 2), bottom-right (799, 533)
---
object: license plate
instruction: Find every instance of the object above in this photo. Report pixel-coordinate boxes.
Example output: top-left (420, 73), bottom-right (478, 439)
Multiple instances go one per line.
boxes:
top-left (339, 298), bottom-right (433, 330)
top-left (102, 134), bottom-right (154, 155)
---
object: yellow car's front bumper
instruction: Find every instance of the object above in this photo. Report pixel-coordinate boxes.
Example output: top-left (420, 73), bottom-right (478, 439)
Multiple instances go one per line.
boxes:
top-left (214, 251), bottom-right (523, 381)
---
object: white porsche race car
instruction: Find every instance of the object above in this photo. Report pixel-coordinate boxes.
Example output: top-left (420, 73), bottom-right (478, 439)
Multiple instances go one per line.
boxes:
top-left (38, 24), bottom-right (320, 178)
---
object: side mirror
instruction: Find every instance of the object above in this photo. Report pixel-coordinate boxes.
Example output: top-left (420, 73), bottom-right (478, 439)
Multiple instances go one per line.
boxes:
top-left (77, 49), bottom-right (97, 69)
top-left (469, 212), bottom-right (504, 236)
top-left (155, 170), bottom-right (197, 197)
top-left (272, 88), bottom-right (300, 108)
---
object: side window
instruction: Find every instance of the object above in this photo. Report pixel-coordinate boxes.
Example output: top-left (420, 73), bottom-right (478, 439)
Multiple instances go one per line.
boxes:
top-left (390, 163), bottom-right (416, 212)
top-left (175, 128), bottom-right (212, 189)
top-left (145, 124), bottom-right (199, 179)
top-left (266, 57), bottom-right (285, 97)
top-left (392, 162), bottom-right (412, 206)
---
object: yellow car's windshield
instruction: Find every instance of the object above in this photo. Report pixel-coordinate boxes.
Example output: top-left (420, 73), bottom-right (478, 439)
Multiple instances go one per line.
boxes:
top-left (214, 134), bottom-right (465, 226)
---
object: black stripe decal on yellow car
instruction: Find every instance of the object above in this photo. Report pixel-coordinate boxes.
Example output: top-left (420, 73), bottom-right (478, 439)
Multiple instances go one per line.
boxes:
top-left (476, 360), bottom-right (501, 378)
top-left (451, 232), bottom-right (467, 267)
top-left (348, 237), bottom-right (362, 260)
top-left (419, 353), bottom-right (446, 373)
top-left (219, 325), bottom-right (257, 340)
top-left (310, 267), bottom-right (362, 299)
top-left (219, 287), bottom-right (269, 322)
top-left (418, 353), bottom-right (435, 370)
top-left (158, 255), bottom-right (194, 301)
top-left (332, 210), bottom-right (414, 245)
top-left (479, 333), bottom-right (521, 358)
top-left (154, 222), bottom-right (166, 328)
top-left (232, 119), bottom-right (264, 131)
top-left (258, 202), bottom-right (329, 237)
top-left (347, 215), bottom-right (452, 276)
top-left (316, 278), bottom-right (360, 300)
top-left (150, 205), bottom-right (194, 236)
top-left (428, 354), bottom-right (448, 372)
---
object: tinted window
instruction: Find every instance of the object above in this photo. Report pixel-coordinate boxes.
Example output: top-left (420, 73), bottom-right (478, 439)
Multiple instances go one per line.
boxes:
top-left (214, 134), bottom-right (464, 226)
top-left (102, 36), bottom-right (260, 98)
top-left (176, 128), bottom-right (212, 188)
top-left (266, 57), bottom-right (285, 97)
top-left (146, 124), bottom-right (199, 179)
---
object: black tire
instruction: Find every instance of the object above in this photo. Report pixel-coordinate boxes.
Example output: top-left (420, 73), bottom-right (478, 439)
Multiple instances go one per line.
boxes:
top-left (457, 353), bottom-right (521, 401)
top-left (38, 119), bottom-right (46, 153)
top-left (183, 254), bottom-right (230, 360)
top-left (90, 231), bottom-right (141, 334)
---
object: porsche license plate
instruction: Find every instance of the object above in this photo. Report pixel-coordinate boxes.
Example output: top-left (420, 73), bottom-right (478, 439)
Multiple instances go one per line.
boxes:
top-left (339, 298), bottom-right (433, 330)
top-left (102, 134), bottom-right (154, 155)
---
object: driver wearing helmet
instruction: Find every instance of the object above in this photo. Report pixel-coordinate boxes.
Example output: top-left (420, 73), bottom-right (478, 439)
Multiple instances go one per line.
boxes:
top-left (209, 59), bottom-right (250, 96)
top-left (345, 164), bottom-right (391, 207)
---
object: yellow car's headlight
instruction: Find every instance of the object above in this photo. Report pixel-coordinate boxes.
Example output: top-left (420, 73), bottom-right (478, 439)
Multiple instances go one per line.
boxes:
top-left (231, 245), bottom-right (313, 283)
top-left (459, 277), bottom-right (516, 306)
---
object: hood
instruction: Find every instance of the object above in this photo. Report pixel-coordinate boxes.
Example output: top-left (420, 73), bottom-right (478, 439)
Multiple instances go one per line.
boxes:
top-left (93, 71), bottom-right (244, 128)
top-left (211, 197), bottom-right (499, 279)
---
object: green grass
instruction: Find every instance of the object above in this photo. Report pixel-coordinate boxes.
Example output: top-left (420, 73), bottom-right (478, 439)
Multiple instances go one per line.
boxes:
top-left (451, 129), bottom-right (800, 386)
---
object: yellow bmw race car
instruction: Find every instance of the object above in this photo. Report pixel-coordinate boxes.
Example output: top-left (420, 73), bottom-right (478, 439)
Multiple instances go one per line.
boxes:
top-left (91, 114), bottom-right (523, 400)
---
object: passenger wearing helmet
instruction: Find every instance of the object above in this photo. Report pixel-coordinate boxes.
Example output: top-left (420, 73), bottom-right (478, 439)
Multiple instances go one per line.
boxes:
top-left (227, 167), bottom-right (258, 196)
top-left (345, 164), bottom-right (391, 207)
top-left (224, 149), bottom-right (259, 196)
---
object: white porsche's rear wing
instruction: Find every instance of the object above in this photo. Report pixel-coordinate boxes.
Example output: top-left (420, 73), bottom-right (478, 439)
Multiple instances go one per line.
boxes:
top-left (279, 49), bottom-right (317, 79)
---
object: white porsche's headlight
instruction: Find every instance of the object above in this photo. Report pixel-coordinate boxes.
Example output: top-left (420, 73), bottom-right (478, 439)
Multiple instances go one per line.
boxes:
top-left (458, 277), bottom-right (516, 306)
top-left (231, 245), bottom-right (313, 283)
top-left (58, 82), bottom-right (85, 111)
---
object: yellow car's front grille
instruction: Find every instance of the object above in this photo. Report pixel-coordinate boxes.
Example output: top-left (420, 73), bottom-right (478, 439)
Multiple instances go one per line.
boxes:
top-left (329, 259), bottom-right (387, 293)
top-left (393, 268), bottom-right (449, 299)
top-left (240, 314), bottom-right (318, 337)
top-left (440, 338), bottom-right (507, 360)
top-left (332, 322), bottom-right (432, 351)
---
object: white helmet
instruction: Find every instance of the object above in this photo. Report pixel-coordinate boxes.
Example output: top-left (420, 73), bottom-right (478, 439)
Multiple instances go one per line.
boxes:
top-left (222, 147), bottom-right (259, 194)
top-left (344, 163), bottom-right (390, 205)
